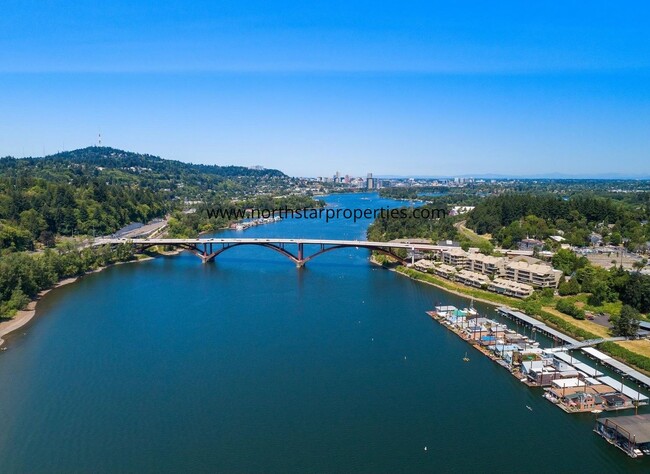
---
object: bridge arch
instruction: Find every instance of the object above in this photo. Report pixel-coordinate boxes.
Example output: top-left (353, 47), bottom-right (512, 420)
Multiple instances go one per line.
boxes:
top-left (131, 241), bottom-right (407, 266)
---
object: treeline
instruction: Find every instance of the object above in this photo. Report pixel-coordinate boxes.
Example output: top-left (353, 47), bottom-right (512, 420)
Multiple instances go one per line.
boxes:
top-left (552, 248), bottom-right (650, 313)
top-left (466, 193), bottom-right (650, 249)
top-left (167, 194), bottom-right (325, 238)
top-left (367, 204), bottom-right (458, 243)
top-left (0, 244), bottom-right (135, 317)
top-left (0, 175), bottom-right (168, 251)
top-left (378, 187), bottom-right (449, 200)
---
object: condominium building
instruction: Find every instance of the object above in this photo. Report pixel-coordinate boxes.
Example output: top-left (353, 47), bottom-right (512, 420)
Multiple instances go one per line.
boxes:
top-left (465, 253), bottom-right (506, 276)
top-left (441, 248), bottom-right (469, 268)
top-left (488, 278), bottom-right (534, 298)
top-left (414, 259), bottom-right (435, 272)
top-left (454, 270), bottom-right (490, 288)
top-left (505, 261), bottom-right (563, 288)
top-left (433, 263), bottom-right (458, 279)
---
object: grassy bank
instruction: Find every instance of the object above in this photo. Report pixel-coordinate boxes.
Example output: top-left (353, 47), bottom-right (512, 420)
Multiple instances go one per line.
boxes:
top-left (599, 341), bottom-right (650, 373)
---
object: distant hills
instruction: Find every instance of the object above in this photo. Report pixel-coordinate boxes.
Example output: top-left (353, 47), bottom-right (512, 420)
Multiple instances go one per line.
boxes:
top-left (0, 146), bottom-right (286, 179)
top-left (0, 146), bottom-right (295, 201)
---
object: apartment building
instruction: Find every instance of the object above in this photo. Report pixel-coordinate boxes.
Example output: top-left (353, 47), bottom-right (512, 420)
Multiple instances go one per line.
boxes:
top-left (433, 263), bottom-right (457, 279)
top-left (505, 261), bottom-right (562, 288)
top-left (465, 253), bottom-right (506, 276)
top-left (454, 270), bottom-right (490, 288)
top-left (441, 248), bottom-right (469, 268)
top-left (414, 259), bottom-right (435, 272)
top-left (488, 278), bottom-right (534, 298)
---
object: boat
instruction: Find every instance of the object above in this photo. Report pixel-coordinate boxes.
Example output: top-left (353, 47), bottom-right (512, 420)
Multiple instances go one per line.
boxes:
top-left (463, 352), bottom-right (470, 362)
top-left (526, 405), bottom-right (533, 411)
top-left (591, 409), bottom-right (603, 414)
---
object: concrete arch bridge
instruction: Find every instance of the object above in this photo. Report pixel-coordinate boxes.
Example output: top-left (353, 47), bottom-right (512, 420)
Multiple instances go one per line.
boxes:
top-left (92, 237), bottom-right (448, 267)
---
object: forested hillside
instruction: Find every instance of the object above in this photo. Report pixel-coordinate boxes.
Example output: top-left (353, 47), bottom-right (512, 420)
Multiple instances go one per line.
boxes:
top-left (466, 193), bottom-right (650, 249)
top-left (0, 147), bottom-right (299, 251)
top-left (0, 147), bottom-right (313, 317)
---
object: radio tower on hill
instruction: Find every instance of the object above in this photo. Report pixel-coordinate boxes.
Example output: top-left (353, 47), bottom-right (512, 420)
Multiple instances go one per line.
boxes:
top-left (98, 133), bottom-right (102, 147)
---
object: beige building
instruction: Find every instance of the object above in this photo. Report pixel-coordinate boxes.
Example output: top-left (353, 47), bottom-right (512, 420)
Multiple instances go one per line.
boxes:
top-left (441, 248), bottom-right (469, 268)
top-left (414, 259), bottom-right (435, 271)
top-left (433, 263), bottom-right (457, 279)
top-left (454, 270), bottom-right (490, 288)
top-left (488, 278), bottom-right (534, 298)
top-left (505, 261), bottom-right (562, 288)
top-left (465, 253), bottom-right (506, 276)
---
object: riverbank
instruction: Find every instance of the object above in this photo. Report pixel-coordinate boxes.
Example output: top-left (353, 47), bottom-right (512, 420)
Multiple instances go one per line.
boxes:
top-left (370, 256), bottom-right (517, 307)
top-left (0, 249), bottom-right (181, 349)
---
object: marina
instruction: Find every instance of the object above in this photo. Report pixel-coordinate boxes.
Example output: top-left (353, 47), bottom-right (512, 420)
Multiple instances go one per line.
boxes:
top-left (428, 303), bottom-right (650, 455)
top-left (229, 215), bottom-right (282, 231)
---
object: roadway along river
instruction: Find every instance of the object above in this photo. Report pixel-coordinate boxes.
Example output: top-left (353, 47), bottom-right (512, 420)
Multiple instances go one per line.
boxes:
top-left (0, 193), bottom-right (646, 472)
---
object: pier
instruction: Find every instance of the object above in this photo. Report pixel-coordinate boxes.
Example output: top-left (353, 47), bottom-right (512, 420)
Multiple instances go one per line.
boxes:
top-left (582, 347), bottom-right (650, 390)
top-left (495, 307), bottom-right (580, 346)
top-left (429, 305), bottom-right (649, 416)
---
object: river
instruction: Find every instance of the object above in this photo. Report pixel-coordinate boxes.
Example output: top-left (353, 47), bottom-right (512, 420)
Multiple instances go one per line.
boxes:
top-left (0, 193), bottom-right (646, 472)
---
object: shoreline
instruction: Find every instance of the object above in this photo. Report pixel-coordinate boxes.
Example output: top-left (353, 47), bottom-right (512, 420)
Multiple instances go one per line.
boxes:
top-left (369, 257), bottom-right (502, 308)
top-left (371, 258), bottom-right (650, 380)
top-left (0, 249), bottom-right (181, 349)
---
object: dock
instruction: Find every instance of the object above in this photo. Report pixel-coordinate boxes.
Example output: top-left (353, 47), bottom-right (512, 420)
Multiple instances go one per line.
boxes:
top-left (429, 305), bottom-right (650, 416)
top-left (595, 414), bottom-right (650, 458)
top-left (582, 346), bottom-right (650, 390)
top-left (496, 307), bottom-right (580, 346)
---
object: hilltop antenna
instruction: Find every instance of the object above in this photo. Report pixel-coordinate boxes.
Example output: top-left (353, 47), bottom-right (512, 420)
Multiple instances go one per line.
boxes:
top-left (98, 133), bottom-right (102, 147)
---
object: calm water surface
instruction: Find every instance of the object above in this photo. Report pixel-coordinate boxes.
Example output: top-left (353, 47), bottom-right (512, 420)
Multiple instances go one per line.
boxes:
top-left (0, 193), bottom-right (647, 472)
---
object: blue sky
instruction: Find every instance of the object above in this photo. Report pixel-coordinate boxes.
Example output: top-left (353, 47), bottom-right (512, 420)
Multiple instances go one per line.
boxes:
top-left (1, 1), bottom-right (649, 177)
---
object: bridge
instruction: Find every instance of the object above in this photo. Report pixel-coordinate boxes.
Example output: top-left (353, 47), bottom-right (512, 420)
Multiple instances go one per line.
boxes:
top-left (92, 237), bottom-right (448, 267)
top-left (544, 336), bottom-right (627, 352)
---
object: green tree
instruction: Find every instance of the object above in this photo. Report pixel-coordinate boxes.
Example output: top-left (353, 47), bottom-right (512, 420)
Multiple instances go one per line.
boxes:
top-left (558, 278), bottom-right (581, 296)
top-left (612, 305), bottom-right (640, 337)
top-left (552, 249), bottom-right (579, 275)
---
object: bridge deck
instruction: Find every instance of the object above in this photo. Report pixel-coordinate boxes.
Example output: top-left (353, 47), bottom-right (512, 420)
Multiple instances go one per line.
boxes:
top-left (93, 237), bottom-right (448, 251)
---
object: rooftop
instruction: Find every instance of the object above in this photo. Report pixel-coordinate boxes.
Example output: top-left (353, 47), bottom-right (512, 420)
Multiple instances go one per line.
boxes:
top-left (506, 260), bottom-right (558, 275)
top-left (598, 414), bottom-right (650, 444)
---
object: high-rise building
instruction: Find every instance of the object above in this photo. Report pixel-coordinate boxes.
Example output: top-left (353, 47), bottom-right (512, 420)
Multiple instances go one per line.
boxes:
top-left (366, 172), bottom-right (374, 190)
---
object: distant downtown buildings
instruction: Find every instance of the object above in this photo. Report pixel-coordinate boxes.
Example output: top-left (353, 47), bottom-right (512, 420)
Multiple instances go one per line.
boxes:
top-left (316, 171), bottom-right (382, 189)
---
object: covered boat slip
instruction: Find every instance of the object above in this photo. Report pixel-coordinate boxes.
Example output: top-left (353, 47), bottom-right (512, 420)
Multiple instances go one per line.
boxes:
top-left (595, 414), bottom-right (650, 457)
top-left (582, 347), bottom-right (650, 390)
top-left (551, 351), bottom-right (604, 377)
top-left (497, 307), bottom-right (650, 391)
top-left (598, 376), bottom-right (649, 403)
top-left (495, 307), bottom-right (580, 346)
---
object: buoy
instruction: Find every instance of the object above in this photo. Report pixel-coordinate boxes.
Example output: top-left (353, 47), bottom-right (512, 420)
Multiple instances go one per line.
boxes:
top-left (424, 446), bottom-right (428, 451)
